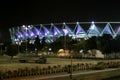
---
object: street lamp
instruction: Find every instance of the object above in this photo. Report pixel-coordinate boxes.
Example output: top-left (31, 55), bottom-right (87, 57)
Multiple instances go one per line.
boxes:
top-left (25, 27), bottom-right (28, 54)
top-left (16, 40), bottom-right (20, 54)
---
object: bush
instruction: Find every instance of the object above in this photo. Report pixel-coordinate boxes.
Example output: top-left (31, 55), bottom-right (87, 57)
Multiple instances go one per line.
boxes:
top-left (107, 62), bottom-right (120, 68)
top-left (94, 65), bottom-right (106, 70)
top-left (35, 57), bottom-right (47, 64)
top-left (19, 59), bottom-right (28, 63)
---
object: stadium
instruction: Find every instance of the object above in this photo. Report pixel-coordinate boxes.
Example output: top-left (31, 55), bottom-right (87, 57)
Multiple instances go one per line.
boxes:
top-left (9, 22), bottom-right (120, 44)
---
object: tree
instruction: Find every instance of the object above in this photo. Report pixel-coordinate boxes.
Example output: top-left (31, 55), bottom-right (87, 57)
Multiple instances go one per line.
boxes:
top-left (86, 36), bottom-right (97, 50)
top-left (49, 41), bottom-right (63, 53)
top-left (112, 35), bottom-right (120, 53)
top-left (96, 34), bottom-right (113, 59)
top-left (19, 42), bottom-right (26, 53)
top-left (71, 39), bottom-right (86, 53)
top-left (5, 44), bottom-right (18, 59)
top-left (41, 37), bottom-right (46, 48)
top-left (49, 36), bottom-right (73, 53)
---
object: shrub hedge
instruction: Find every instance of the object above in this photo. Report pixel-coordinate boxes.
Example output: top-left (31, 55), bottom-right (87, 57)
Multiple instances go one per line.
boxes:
top-left (0, 61), bottom-right (120, 79)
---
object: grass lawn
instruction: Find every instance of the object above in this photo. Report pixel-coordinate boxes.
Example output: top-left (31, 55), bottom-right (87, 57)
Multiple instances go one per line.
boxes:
top-left (0, 56), bottom-right (100, 71)
top-left (0, 55), bottom-right (120, 71)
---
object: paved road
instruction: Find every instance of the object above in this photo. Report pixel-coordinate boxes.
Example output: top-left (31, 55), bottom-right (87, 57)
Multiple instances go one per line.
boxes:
top-left (6, 68), bottom-right (120, 80)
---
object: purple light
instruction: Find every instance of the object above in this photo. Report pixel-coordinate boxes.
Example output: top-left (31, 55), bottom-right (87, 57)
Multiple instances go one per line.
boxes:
top-left (28, 29), bottom-right (34, 37)
top-left (25, 33), bottom-right (28, 37)
top-left (63, 29), bottom-right (68, 36)
top-left (88, 23), bottom-right (100, 35)
top-left (104, 24), bottom-right (112, 35)
top-left (54, 32), bottom-right (57, 35)
top-left (17, 31), bottom-right (23, 39)
top-left (33, 27), bottom-right (40, 35)
top-left (20, 34), bottom-right (23, 37)
top-left (43, 27), bottom-right (50, 36)
top-left (76, 25), bottom-right (85, 35)
top-left (53, 26), bottom-right (61, 36)
top-left (116, 26), bottom-right (120, 34)
top-left (18, 35), bottom-right (21, 38)
top-left (65, 26), bottom-right (72, 32)
top-left (31, 33), bottom-right (34, 36)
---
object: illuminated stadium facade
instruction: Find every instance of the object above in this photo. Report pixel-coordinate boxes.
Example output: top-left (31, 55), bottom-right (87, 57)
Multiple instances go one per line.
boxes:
top-left (9, 22), bottom-right (120, 44)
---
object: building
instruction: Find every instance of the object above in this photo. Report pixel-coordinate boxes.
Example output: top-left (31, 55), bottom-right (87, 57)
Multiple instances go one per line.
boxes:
top-left (9, 22), bottom-right (120, 44)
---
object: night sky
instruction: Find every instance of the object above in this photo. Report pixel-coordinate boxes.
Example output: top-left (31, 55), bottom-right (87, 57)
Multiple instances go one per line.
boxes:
top-left (0, 1), bottom-right (120, 42)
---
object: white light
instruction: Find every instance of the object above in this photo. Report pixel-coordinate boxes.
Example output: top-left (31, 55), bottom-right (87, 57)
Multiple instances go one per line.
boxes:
top-left (92, 21), bottom-right (94, 24)
top-left (80, 49), bottom-right (83, 53)
top-left (25, 27), bottom-right (28, 30)
top-left (54, 32), bottom-right (57, 35)
top-left (91, 25), bottom-right (95, 30)
top-left (28, 25), bottom-right (31, 28)
top-left (91, 21), bottom-right (95, 30)
top-left (51, 23), bottom-right (54, 26)
top-left (22, 25), bottom-right (25, 28)
top-left (76, 22), bottom-right (79, 25)
top-left (63, 22), bottom-right (66, 25)
top-left (37, 32), bottom-right (39, 35)
top-left (63, 29), bottom-right (68, 35)
top-left (49, 48), bottom-right (51, 51)
top-left (31, 33), bottom-right (34, 36)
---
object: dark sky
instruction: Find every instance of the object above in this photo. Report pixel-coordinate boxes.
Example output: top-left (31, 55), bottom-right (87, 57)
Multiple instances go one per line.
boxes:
top-left (0, 1), bottom-right (120, 42)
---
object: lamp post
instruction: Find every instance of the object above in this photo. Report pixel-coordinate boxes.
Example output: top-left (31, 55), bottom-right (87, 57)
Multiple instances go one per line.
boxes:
top-left (22, 25), bottom-right (28, 54)
top-left (16, 41), bottom-right (20, 54)
top-left (25, 27), bottom-right (28, 54)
